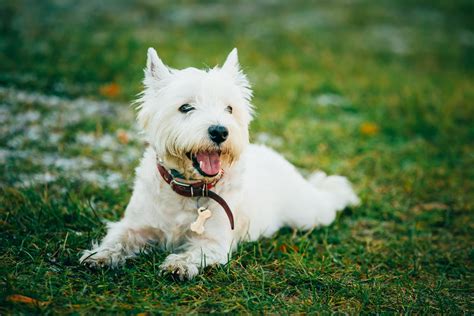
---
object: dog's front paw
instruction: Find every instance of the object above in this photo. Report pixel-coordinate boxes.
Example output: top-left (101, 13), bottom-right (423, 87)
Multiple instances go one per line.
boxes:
top-left (160, 254), bottom-right (199, 281)
top-left (79, 246), bottom-right (125, 268)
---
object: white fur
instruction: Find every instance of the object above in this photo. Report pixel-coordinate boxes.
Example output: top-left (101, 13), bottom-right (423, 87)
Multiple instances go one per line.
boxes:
top-left (80, 48), bottom-right (359, 280)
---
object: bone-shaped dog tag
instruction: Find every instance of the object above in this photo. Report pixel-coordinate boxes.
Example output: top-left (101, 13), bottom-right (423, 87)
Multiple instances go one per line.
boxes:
top-left (190, 207), bottom-right (212, 234)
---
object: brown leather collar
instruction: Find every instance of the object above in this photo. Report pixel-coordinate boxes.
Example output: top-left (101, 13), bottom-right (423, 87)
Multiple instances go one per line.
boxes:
top-left (157, 163), bottom-right (234, 230)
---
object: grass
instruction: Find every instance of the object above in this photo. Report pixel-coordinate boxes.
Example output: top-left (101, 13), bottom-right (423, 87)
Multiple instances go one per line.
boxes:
top-left (1, 0), bottom-right (473, 313)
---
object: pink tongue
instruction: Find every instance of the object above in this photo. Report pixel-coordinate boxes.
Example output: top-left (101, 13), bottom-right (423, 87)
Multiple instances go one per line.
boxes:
top-left (196, 151), bottom-right (221, 176)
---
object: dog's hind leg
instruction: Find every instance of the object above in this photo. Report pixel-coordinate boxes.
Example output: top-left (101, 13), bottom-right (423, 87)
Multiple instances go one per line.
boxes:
top-left (282, 171), bottom-right (359, 230)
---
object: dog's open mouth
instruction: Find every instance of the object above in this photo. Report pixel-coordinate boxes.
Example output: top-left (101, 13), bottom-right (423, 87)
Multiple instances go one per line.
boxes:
top-left (188, 151), bottom-right (222, 177)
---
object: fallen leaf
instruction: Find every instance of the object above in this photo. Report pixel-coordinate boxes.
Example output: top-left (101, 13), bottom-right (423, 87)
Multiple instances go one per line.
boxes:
top-left (279, 244), bottom-right (287, 253)
top-left (100, 83), bottom-right (120, 98)
top-left (6, 294), bottom-right (50, 307)
top-left (360, 122), bottom-right (379, 136)
top-left (116, 129), bottom-right (129, 144)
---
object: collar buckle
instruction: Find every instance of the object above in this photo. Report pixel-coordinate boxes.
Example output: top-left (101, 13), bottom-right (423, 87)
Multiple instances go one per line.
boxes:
top-left (170, 179), bottom-right (190, 187)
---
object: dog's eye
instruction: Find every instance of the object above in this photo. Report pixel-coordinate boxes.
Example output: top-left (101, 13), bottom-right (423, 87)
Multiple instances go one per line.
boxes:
top-left (226, 105), bottom-right (233, 114)
top-left (179, 104), bottom-right (195, 113)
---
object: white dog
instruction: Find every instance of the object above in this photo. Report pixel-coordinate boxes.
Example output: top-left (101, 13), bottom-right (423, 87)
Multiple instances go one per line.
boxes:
top-left (80, 48), bottom-right (359, 280)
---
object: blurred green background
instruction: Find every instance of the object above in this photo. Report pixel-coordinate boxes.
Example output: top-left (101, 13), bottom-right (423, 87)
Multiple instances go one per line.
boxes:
top-left (1, 0), bottom-right (473, 313)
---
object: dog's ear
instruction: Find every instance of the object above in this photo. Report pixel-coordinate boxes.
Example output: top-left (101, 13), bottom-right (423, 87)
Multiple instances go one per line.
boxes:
top-left (146, 47), bottom-right (170, 80)
top-left (222, 48), bottom-right (251, 94)
top-left (222, 48), bottom-right (240, 75)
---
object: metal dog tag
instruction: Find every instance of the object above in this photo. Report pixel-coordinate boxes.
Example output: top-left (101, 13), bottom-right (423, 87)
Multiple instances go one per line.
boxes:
top-left (190, 207), bottom-right (212, 234)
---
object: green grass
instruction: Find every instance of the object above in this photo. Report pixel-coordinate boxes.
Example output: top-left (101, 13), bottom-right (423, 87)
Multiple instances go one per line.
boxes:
top-left (1, 0), bottom-right (473, 313)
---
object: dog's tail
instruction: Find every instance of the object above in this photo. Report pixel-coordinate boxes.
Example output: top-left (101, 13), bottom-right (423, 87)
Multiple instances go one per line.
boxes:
top-left (281, 171), bottom-right (359, 230)
top-left (308, 171), bottom-right (360, 208)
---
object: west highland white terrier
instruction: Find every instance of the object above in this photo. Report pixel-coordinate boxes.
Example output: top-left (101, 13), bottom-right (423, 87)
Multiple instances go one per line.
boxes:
top-left (80, 48), bottom-right (360, 280)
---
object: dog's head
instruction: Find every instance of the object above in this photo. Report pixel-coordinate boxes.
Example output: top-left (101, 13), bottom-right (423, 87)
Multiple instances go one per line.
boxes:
top-left (136, 48), bottom-right (253, 182)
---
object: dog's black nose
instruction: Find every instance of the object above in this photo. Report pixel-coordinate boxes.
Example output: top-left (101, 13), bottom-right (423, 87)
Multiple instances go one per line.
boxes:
top-left (208, 125), bottom-right (228, 144)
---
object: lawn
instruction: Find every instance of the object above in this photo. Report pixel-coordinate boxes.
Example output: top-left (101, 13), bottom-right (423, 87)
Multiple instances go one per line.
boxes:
top-left (1, 0), bottom-right (473, 313)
